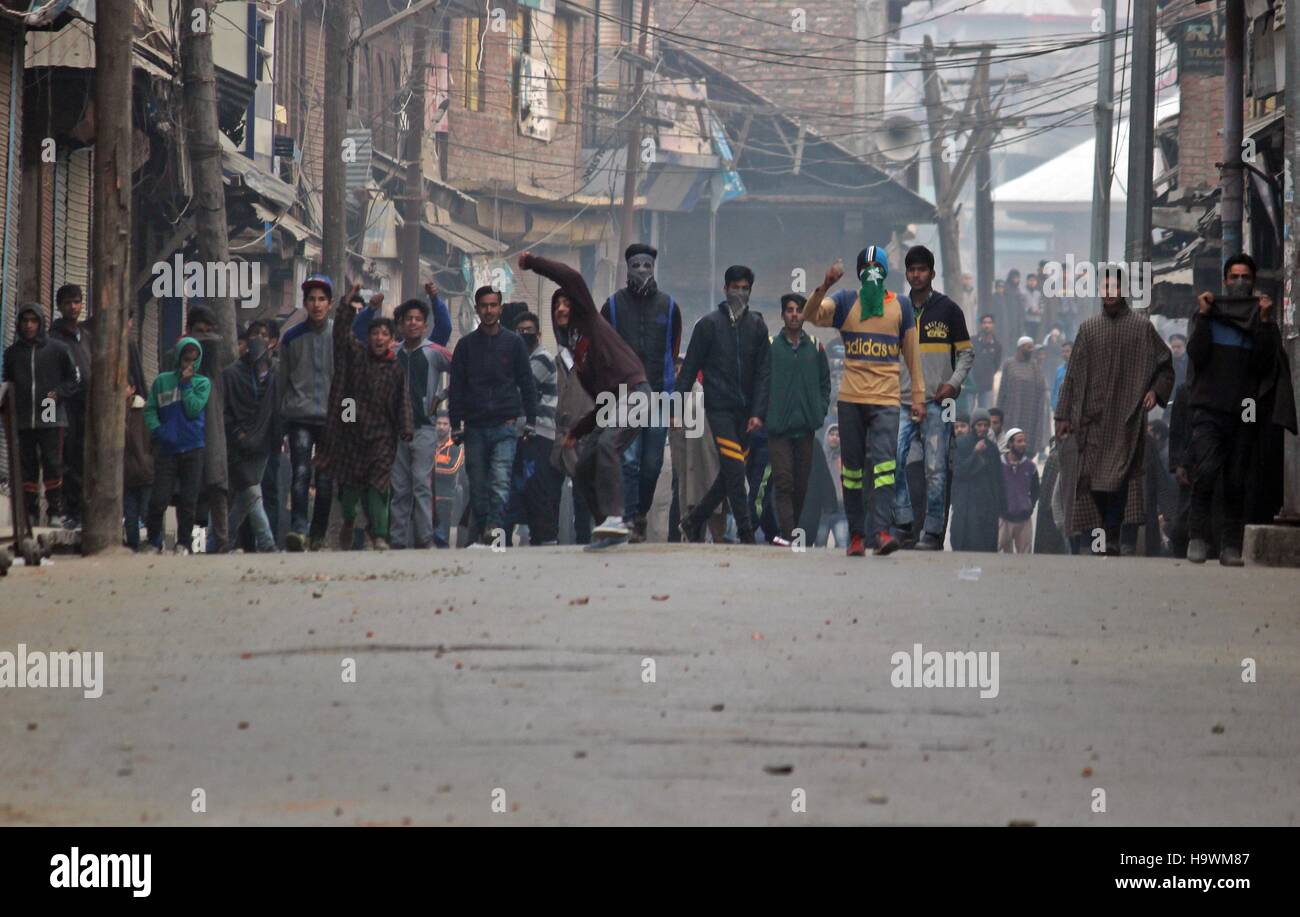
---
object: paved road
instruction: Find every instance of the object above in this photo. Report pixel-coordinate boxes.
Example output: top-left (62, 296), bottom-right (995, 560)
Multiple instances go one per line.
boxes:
top-left (2, 545), bottom-right (1298, 825)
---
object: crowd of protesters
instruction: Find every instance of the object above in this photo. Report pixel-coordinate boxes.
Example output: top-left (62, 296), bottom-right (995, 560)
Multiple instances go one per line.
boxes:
top-left (3, 244), bottom-right (1293, 565)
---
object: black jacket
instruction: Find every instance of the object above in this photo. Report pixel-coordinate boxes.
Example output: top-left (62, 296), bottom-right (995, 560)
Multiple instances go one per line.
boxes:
top-left (48, 316), bottom-right (91, 405)
top-left (2, 306), bottom-right (80, 431)
top-left (223, 356), bottom-right (281, 457)
top-left (601, 288), bottom-right (682, 392)
top-left (448, 326), bottom-right (538, 429)
top-left (676, 303), bottom-right (771, 419)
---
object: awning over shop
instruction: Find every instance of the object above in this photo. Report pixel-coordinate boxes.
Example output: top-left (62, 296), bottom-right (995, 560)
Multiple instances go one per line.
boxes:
top-left (250, 201), bottom-right (320, 259)
top-left (222, 147), bottom-right (297, 211)
top-left (422, 204), bottom-right (508, 255)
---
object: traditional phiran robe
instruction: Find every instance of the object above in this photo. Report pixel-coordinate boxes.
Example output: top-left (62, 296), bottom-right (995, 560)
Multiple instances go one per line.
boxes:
top-left (1054, 303), bottom-right (1174, 535)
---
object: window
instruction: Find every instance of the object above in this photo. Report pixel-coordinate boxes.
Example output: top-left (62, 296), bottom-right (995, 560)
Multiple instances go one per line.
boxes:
top-left (510, 8), bottom-right (529, 118)
top-left (463, 18), bottom-right (484, 112)
top-left (550, 15), bottom-right (571, 123)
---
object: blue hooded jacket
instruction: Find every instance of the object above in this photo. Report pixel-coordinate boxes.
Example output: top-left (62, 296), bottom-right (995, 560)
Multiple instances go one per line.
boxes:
top-left (145, 336), bottom-right (210, 455)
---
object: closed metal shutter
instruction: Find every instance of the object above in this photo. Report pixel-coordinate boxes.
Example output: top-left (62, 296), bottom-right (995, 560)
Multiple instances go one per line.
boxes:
top-left (52, 146), bottom-right (94, 314)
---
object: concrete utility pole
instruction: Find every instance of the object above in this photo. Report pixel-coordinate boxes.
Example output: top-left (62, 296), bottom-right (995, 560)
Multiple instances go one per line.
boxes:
top-left (1123, 0), bottom-right (1157, 289)
top-left (854, 0), bottom-right (887, 158)
top-left (1221, 0), bottom-right (1246, 265)
top-left (617, 0), bottom-right (654, 258)
top-left (323, 0), bottom-right (350, 288)
top-left (1089, 0), bottom-right (1118, 268)
top-left (400, 10), bottom-right (434, 301)
top-left (83, 0), bottom-right (133, 555)
top-left (180, 0), bottom-right (237, 368)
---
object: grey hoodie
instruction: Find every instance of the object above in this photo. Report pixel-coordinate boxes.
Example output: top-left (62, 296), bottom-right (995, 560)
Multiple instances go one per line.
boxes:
top-left (278, 315), bottom-right (334, 424)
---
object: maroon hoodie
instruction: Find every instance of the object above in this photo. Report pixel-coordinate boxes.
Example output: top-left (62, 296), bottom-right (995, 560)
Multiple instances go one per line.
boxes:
top-left (523, 254), bottom-right (647, 438)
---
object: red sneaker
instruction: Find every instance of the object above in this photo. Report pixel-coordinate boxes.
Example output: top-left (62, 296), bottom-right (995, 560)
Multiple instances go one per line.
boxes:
top-left (873, 532), bottom-right (900, 556)
top-left (846, 534), bottom-right (867, 557)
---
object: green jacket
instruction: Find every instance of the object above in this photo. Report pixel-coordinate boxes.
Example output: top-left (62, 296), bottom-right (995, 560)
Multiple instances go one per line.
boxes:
top-left (766, 330), bottom-right (830, 437)
top-left (144, 336), bottom-right (211, 455)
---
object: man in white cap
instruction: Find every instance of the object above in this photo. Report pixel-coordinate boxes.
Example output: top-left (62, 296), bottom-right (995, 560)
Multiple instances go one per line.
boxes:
top-left (996, 335), bottom-right (1048, 457)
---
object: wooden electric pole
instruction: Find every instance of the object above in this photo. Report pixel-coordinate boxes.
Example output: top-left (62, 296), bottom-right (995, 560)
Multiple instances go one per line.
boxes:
top-left (919, 40), bottom-right (998, 303)
top-left (180, 0), bottom-right (237, 368)
top-left (617, 0), bottom-right (654, 258)
top-left (400, 11), bottom-right (434, 301)
top-left (83, 0), bottom-right (133, 555)
top-left (323, 0), bottom-right (351, 287)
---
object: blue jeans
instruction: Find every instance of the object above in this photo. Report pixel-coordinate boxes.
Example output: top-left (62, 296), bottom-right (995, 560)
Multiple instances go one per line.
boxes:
top-left (893, 407), bottom-right (951, 537)
top-left (620, 423), bottom-right (668, 520)
top-left (124, 485), bottom-right (150, 549)
top-left (464, 423), bottom-right (518, 536)
top-left (286, 422), bottom-right (333, 538)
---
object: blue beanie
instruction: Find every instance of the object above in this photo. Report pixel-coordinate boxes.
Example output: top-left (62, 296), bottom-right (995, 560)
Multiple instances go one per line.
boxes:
top-left (857, 245), bottom-right (889, 279)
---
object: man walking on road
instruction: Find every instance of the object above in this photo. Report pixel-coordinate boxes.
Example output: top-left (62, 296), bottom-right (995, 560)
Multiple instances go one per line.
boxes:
top-left (1054, 266), bottom-right (1173, 556)
top-left (448, 285), bottom-right (538, 547)
top-left (280, 275), bottom-right (337, 551)
top-left (674, 265), bottom-right (771, 545)
top-left (765, 293), bottom-right (831, 547)
top-left (222, 322), bottom-right (280, 553)
top-left (892, 245), bottom-right (973, 550)
top-left (971, 314), bottom-right (1001, 410)
top-left (1184, 254), bottom-right (1295, 566)
top-left (600, 244), bottom-right (682, 542)
top-left (996, 335), bottom-right (1048, 458)
top-left (802, 246), bottom-right (926, 556)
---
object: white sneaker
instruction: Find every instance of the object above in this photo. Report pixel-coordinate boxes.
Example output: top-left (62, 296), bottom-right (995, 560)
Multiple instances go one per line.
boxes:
top-left (772, 536), bottom-right (792, 547)
top-left (173, 545), bottom-right (190, 556)
top-left (593, 516), bottom-right (630, 538)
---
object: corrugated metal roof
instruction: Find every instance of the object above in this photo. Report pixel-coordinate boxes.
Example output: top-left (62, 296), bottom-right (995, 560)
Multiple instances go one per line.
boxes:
top-left (422, 210), bottom-right (507, 255)
top-left (993, 93), bottom-right (1180, 205)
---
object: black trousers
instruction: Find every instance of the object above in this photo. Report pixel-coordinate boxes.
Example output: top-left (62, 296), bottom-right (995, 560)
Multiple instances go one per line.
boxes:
top-left (147, 448), bottom-right (204, 550)
top-left (1188, 408), bottom-right (1251, 550)
top-left (768, 434), bottom-right (813, 540)
top-left (687, 409), bottom-right (754, 539)
top-left (520, 434), bottom-right (563, 544)
top-left (836, 401), bottom-right (900, 538)
top-left (19, 427), bottom-right (64, 520)
top-left (62, 402), bottom-right (85, 519)
top-left (1088, 476), bottom-right (1135, 554)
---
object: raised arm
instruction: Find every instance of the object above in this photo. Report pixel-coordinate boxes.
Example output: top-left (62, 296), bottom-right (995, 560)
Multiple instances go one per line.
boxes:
top-left (802, 261), bottom-right (846, 329)
top-left (421, 282), bottom-right (452, 347)
top-left (519, 252), bottom-right (598, 329)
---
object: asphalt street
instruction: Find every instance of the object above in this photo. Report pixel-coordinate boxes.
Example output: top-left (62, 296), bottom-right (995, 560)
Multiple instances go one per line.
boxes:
top-left (2, 545), bottom-right (1298, 825)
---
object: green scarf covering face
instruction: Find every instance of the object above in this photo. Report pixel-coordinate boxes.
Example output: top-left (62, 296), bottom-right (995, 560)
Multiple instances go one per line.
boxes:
top-left (857, 263), bottom-right (887, 321)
